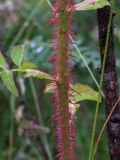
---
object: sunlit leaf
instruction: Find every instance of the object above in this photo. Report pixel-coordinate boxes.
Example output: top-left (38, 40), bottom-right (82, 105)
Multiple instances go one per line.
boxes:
top-left (45, 83), bottom-right (101, 102)
top-left (19, 61), bottom-right (37, 70)
top-left (73, 83), bottom-right (100, 102)
top-left (44, 83), bottom-right (80, 115)
top-left (24, 69), bottom-right (53, 80)
top-left (1, 70), bottom-right (18, 96)
top-left (0, 52), bottom-right (8, 69)
top-left (74, 0), bottom-right (110, 11)
top-left (10, 45), bottom-right (25, 66)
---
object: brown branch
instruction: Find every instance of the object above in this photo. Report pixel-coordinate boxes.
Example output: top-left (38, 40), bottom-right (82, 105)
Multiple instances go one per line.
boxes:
top-left (97, 6), bottom-right (120, 160)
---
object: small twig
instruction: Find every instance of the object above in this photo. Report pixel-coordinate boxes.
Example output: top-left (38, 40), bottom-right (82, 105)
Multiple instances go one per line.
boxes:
top-left (92, 96), bottom-right (120, 157)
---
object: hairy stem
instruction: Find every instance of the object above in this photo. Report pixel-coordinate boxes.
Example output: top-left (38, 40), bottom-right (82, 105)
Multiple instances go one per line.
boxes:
top-left (52, 0), bottom-right (76, 159)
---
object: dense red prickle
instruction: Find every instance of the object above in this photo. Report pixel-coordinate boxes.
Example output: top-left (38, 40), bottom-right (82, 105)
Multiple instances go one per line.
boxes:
top-left (50, 1), bottom-right (76, 160)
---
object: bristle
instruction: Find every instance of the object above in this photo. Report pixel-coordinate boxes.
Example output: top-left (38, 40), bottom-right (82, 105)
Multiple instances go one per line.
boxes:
top-left (50, 0), bottom-right (76, 159)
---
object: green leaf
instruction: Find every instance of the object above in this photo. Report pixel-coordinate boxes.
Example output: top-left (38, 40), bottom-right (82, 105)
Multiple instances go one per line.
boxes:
top-left (19, 61), bottom-right (37, 70)
top-left (73, 83), bottom-right (100, 102)
top-left (74, 0), bottom-right (110, 11)
top-left (10, 45), bottom-right (25, 66)
top-left (2, 70), bottom-right (18, 96)
top-left (0, 52), bottom-right (8, 69)
top-left (45, 83), bottom-right (101, 103)
top-left (24, 69), bottom-right (53, 80)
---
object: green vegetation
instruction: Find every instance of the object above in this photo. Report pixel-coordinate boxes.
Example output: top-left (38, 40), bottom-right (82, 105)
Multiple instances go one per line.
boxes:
top-left (0, 0), bottom-right (120, 160)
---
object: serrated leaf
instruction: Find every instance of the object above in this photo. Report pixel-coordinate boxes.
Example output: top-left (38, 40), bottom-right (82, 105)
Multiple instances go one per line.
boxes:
top-left (2, 71), bottom-right (18, 96)
top-left (0, 52), bottom-right (8, 69)
top-left (19, 61), bottom-right (37, 70)
top-left (24, 69), bottom-right (53, 80)
top-left (73, 83), bottom-right (100, 102)
top-left (45, 83), bottom-right (101, 103)
top-left (10, 45), bottom-right (25, 66)
top-left (74, 0), bottom-right (110, 11)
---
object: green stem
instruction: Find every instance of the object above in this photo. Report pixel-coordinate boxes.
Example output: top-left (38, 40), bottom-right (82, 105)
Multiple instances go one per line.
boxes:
top-left (7, 96), bottom-right (15, 160)
top-left (29, 78), bottom-right (43, 124)
top-left (70, 35), bottom-right (104, 97)
top-left (29, 78), bottom-right (53, 160)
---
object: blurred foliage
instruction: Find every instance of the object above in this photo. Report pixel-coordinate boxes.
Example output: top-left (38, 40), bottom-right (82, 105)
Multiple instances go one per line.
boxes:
top-left (0, 0), bottom-right (120, 160)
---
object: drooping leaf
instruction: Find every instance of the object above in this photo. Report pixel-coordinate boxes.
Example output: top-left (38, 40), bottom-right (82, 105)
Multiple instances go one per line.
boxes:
top-left (19, 61), bottom-right (37, 70)
top-left (73, 83), bottom-right (100, 102)
top-left (0, 52), bottom-right (8, 69)
top-left (45, 83), bottom-right (100, 102)
top-left (10, 45), bottom-right (25, 66)
top-left (74, 0), bottom-right (110, 11)
top-left (24, 69), bottom-right (53, 80)
top-left (1, 70), bottom-right (18, 96)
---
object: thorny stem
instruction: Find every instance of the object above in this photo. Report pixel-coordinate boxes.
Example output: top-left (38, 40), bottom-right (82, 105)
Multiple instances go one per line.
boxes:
top-left (52, 0), bottom-right (76, 159)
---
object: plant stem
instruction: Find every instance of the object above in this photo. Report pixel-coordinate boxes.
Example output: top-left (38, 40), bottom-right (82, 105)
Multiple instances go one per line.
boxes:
top-left (52, 0), bottom-right (76, 159)
top-left (70, 36), bottom-right (104, 97)
top-left (93, 96), bottom-right (120, 158)
top-left (7, 96), bottom-right (15, 160)
top-left (29, 78), bottom-right (43, 124)
top-left (88, 5), bottom-right (113, 160)
top-left (97, 5), bottom-right (120, 160)
top-left (29, 78), bottom-right (53, 160)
